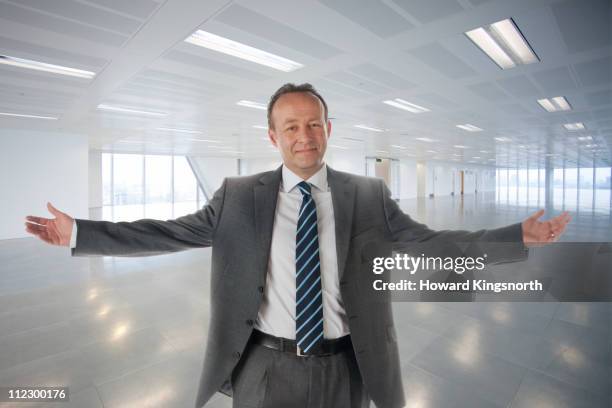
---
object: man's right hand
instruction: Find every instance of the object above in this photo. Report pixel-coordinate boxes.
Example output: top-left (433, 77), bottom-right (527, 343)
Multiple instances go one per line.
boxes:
top-left (25, 202), bottom-right (74, 247)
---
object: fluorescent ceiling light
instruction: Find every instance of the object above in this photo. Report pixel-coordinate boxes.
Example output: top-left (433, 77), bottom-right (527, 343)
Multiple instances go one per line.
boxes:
top-left (329, 144), bottom-right (348, 149)
top-left (465, 18), bottom-right (539, 69)
top-left (156, 127), bottom-right (202, 134)
top-left (383, 98), bottom-right (430, 113)
top-left (479, 150), bottom-right (489, 153)
top-left (376, 150), bottom-right (389, 154)
top-left (454, 145), bottom-right (468, 149)
top-left (97, 104), bottom-right (167, 117)
top-left (0, 111), bottom-right (57, 120)
top-left (472, 156), bottom-right (481, 159)
top-left (563, 122), bottom-right (585, 131)
top-left (185, 30), bottom-right (303, 72)
top-left (415, 137), bottom-right (435, 142)
top-left (577, 136), bottom-right (592, 141)
top-left (495, 137), bottom-right (511, 142)
top-left (537, 96), bottom-right (571, 112)
top-left (354, 124), bottom-right (386, 132)
top-left (0, 55), bottom-right (96, 79)
top-left (237, 100), bottom-right (267, 110)
top-left (456, 124), bottom-right (483, 132)
top-left (252, 125), bottom-right (268, 129)
top-left (391, 144), bottom-right (407, 149)
top-left (427, 150), bottom-right (437, 153)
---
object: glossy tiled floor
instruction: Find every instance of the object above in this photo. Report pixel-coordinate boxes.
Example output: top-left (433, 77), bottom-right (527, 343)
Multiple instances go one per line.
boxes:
top-left (1, 192), bottom-right (610, 407)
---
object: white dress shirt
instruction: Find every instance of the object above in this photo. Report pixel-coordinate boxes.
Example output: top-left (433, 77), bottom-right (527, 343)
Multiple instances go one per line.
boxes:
top-left (70, 164), bottom-right (350, 339)
top-left (255, 164), bottom-right (349, 339)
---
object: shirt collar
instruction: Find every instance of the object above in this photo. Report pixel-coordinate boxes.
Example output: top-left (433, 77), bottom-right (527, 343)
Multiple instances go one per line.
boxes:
top-left (282, 164), bottom-right (328, 193)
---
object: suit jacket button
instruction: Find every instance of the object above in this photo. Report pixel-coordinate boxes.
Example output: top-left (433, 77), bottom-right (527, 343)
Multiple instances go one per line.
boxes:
top-left (258, 286), bottom-right (264, 293)
top-left (246, 319), bottom-right (254, 326)
top-left (233, 351), bottom-right (241, 359)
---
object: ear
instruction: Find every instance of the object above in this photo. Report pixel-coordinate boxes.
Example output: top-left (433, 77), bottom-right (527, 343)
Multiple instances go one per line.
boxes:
top-left (326, 119), bottom-right (332, 139)
top-left (268, 128), bottom-right (278, 147)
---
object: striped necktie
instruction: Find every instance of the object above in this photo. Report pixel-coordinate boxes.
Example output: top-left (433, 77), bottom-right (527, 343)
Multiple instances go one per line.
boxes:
top-left (295, 181), bottom-right (324, 355)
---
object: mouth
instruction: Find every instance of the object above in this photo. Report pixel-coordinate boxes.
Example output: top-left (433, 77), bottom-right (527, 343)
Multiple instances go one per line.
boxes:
top-left (295, 147), bottom-right (317, 154)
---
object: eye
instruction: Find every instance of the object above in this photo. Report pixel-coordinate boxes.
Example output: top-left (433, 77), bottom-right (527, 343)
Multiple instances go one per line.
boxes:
top-left (310, 123), bottom-right (321, 127)
top-left (286, 125), bottom-right (297, 131)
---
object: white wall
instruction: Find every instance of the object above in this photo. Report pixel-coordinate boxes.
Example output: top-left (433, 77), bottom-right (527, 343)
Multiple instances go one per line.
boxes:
top-left (0, 130), bottom-right (88, 240)
top-left (190, 157), bottom-right (239, 194)
top-left (326, 151), bottom-right (365, 175)
top-left (240, 157), bottom-right (283, 175)
top-left (89, 150), bottom-right (103, 208)
top-left (399, 158), bottom-right (417, 199)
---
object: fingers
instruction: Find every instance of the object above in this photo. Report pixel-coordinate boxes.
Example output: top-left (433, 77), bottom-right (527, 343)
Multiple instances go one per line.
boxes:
top-left (47, 202), bottom-right (62, 217)
top-left (528, 209), bottom-right (545, 221)
top-left (25, 222), bottom-right (53, 244)
top-left (25, 215), bottom-right (49, 225)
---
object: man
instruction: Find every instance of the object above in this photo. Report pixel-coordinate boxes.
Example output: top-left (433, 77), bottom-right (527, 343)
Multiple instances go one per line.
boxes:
top-left (25, 83), bottom-right (570, 408)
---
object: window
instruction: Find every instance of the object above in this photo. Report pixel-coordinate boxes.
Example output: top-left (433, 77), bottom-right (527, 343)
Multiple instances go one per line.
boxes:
top-left (102, 153), bottom-right (204, 222)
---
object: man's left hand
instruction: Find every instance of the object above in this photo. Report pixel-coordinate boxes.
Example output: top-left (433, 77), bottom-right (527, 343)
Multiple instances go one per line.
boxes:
top-left (522, 210), bottom-right (571, 245)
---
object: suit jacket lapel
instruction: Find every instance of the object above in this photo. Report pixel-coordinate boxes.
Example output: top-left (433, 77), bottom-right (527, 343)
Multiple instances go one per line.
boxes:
top-left (328, 166), bottom-right (355, 280)
top-left (254, 166), bottom-right (282, 281)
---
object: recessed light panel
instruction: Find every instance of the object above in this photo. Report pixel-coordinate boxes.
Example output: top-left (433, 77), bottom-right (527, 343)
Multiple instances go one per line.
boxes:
top-left (185, 30), bottom-right (303, 72)
top-left (456, 124), bottom-right (483, 132)
top-left (97, 104), bottom-right (167, 117)
top-left (0, 111), bottom-right (58, 120)
top-left (465, 18), bottom-right (539, 69)
top-left (0, 55), bottom-right (96, 79)
top-left (537, 96), bottom-right (572, 112)
top-left (383, 98), bottom-right (430, 113)
top-left (563, 122), bottom-right (585, 131)
top-left (236, 100), bottom-right (267, 110)
top-left (354, 124), bottom-right (386, 132)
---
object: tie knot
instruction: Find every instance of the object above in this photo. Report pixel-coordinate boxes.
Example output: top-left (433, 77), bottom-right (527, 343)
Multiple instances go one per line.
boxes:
top-left (297, 181), bottom-right (312, 196)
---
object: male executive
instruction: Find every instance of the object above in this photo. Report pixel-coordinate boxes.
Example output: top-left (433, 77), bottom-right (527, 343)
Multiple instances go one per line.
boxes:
top-left (26, 83), bottom-right (570, 408)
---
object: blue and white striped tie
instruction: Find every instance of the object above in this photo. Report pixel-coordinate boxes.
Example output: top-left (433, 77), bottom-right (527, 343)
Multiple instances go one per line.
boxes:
top-left (295, 181), bottom-right (324, 355)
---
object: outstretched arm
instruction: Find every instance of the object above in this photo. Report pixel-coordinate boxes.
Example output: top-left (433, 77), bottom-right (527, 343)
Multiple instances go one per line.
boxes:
top-left (25, 180), bottom-right (227, 256)
top-left (380, 181), bottom-right (570, 263)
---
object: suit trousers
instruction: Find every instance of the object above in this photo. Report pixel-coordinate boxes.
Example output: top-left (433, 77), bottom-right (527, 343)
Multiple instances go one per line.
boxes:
top-left (231, 339), bottom-right (371, 408)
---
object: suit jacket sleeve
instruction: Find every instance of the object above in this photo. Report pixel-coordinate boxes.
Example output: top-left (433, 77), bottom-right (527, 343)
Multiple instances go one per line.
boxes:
top-left (71, 179), bottom-right (227, 257)
top-left (380, 181), bottom-right (528, 263)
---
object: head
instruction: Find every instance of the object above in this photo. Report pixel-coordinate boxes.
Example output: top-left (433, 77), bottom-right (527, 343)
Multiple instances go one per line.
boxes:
top-left (267, 83), bottom-right (331, 179)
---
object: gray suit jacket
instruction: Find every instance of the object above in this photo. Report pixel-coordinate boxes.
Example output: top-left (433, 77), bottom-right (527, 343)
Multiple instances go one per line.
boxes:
top-left (72, 166), bottom-right (527, 408)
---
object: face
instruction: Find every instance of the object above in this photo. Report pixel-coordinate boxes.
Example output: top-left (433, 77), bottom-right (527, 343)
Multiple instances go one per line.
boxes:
top-left (268, 92), bottom-right (331, 179)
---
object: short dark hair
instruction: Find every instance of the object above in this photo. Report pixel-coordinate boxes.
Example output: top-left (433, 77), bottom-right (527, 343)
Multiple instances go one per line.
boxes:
top-left (267, 83), bottom-right (328, 129)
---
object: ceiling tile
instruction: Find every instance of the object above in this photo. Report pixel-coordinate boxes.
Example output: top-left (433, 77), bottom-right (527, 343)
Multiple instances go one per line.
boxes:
top-left (531, 66), bottom-right (577, 93)
top-left (0, 2), bottom-right (127, 46)
top-left (393, 0), bottom-right (464, 24)
top-left (14, 0), bottom-right (142, 35)
top-left (86, 0), bottom-right (160, 20)
top-left (467, 82), bottom-right (509, 101)
top-left (214, 4), bottom-right (341, 60)
top-left (0, 35), bottom-right (107, 68)
top-left (574, 57), bottom-right (612, 87)
top-left (551, 0), bottom-right (611, 54)
top-left (497, 75), bottom-right (540, 97)
top-left (585, 89), bottom-right (612, 107)
top-left (325, 71), bottom-right (389, 94)
top-left (348, 63), bottom-right (416, 89)
top-left (408, 42), bottom-right (477, 79)
top-left (163, 50), bottom-right (270, 81)
top-left (319, 0), bottom-right (412, 38)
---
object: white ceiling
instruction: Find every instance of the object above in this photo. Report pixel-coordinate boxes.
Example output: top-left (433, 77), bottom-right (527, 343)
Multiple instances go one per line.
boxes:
top-left (0, 0), bottom-right (610, 168)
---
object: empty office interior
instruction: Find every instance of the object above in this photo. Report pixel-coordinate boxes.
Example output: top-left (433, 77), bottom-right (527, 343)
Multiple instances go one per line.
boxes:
top-left (1, 0), bottom-right (611, 407)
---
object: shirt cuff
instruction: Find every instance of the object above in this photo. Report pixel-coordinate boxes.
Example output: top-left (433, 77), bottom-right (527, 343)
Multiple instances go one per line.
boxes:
top-left (69, 220), bottom-right (77, 249)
